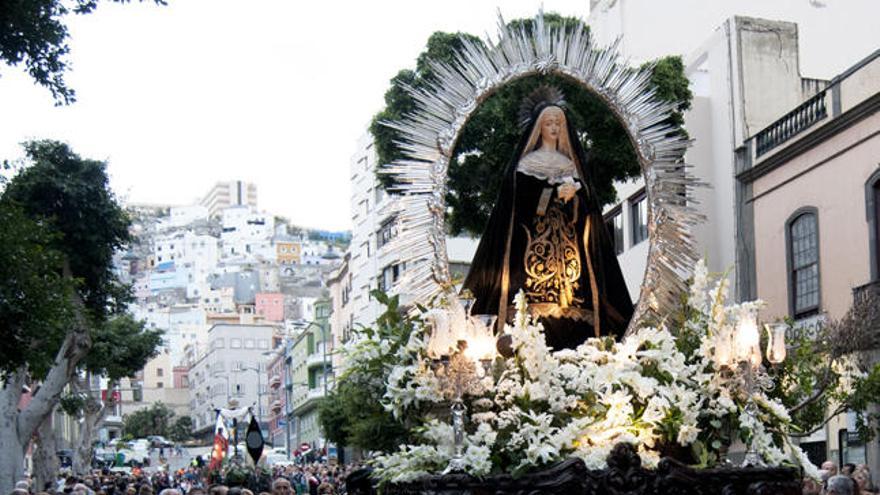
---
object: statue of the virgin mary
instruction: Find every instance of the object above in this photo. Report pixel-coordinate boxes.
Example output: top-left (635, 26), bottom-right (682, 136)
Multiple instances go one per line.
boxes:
top-left (462, 86), bottom-right (634, 350)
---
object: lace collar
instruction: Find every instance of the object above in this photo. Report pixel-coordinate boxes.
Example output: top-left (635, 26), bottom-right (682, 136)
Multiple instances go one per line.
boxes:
top-left (517, 149), bottom-right (579, 184)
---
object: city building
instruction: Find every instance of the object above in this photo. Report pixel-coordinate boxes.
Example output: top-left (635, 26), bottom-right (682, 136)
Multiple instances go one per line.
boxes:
top-left (346, 133), bottom-right (477, 328)
top-left (275, 236), bottom-right (302, 265)
top-left (188, 323), bottom-right (277, 437)
top-left (200, 180), bottom-right (258, 218)
top-left (326, 254), bottom-right (352, 365)
top-left (586, 4), bottom-right (880, 301)
top-left (256, 292), bottom-right (285, 322)
top-left (265, 347), bottom-right (288, 449)
top-left (738, 49), bottom-right (880, 469)
top-left (289, 299), bottom-right (333, 449)
top-left (140, 351), bottom-right (190, 418)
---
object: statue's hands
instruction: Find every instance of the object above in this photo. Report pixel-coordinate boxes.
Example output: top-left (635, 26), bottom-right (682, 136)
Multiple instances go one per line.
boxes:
top-left (557, 178), bottom-right (581, 202)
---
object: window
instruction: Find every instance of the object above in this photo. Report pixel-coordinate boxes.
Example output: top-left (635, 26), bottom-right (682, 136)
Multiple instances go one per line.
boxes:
top-left (258, 339), bottom-right (269, 349)
top-left (156, 368), bottom-right (164, 377)
top-left (604, 208), bottom-right (624, 255)
top-left (245, 339), bottom-right (255, 349)
top-left (214, 338), bottom-right (225, 349)
top-left (380, 264), bottom-right (401, 292)
top-left (630, 190), bottom-right (648, 246)
top-left (231, 338), bottom-right (241, 349)
top-left (156, 382), bottom-right (164, 389)
top-left (234, 383), bottom-right (245, 396)
top-left (377, 218), bottom-right (398, 248)
top-left (868, 172), bottom-right (880, 280)
top-left (788, 210), bottom-right (820, 317)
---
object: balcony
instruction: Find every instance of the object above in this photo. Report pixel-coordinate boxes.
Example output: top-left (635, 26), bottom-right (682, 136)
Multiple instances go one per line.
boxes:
top-left (755, 90), bottom-right (827, 157)
top-left (269, 375), bottom-right (282, 389)
top-left (853, 279), bottom-right (880, 304)
top-left (270, 399), bottom-right (283, 412)
top-left (307, 388), bottom-right (325, 401)
top-left (306, 353), bottom-right (328, 369)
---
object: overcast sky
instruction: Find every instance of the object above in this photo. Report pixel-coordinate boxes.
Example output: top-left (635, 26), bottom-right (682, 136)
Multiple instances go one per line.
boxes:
top-left (0, 0), bottom-right (593, 231)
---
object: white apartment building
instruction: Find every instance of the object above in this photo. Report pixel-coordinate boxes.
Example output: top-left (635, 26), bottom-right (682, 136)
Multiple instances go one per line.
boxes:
top-left (188, 323), bottom-right (277, 433)
top-left (132, 305), bottom-right (208, 366)
top-left (346, 133), bottom-right (478, 327)
top-left (160, 205), bottom-right (209, 230)
top-left (220, 206), bottom-right (276, 260)
top-left (201, 180), bottom-right (258, 218)
top-left (587, 1), bottom-right (880, 301)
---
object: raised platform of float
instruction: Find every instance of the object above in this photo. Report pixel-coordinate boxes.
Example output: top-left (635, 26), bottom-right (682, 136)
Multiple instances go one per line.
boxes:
top-left (349, 444), bottom-right (802, 495)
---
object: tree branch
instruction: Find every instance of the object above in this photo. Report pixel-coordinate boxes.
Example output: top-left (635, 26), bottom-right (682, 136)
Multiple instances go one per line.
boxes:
top-left (16, 261), bottom-right (92, 445)
top-left (789, 367), bottom-right (834, 416)
top-left (790, 403), bottom-right (848, 438)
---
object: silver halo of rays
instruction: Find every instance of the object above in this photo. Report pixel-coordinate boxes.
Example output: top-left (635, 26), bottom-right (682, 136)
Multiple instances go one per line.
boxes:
top-left (380, 10), bottom-right (704, 335)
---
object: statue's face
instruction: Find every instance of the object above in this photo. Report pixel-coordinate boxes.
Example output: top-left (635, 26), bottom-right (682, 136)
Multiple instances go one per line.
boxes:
top-left (540, 107), bottom-right (565, 144)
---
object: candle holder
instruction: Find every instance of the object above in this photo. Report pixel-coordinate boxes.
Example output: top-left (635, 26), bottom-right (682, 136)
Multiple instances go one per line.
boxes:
top-left (425, 295), bottom-right (498, 474)
top-left (713, 312), bottom-right (787, 467)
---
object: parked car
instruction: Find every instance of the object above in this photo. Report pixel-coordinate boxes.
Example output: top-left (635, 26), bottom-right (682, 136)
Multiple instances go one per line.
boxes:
top-left (147, 435), bottom-right (173, 448)
top-left (116, 448), bottom-right (149, 467)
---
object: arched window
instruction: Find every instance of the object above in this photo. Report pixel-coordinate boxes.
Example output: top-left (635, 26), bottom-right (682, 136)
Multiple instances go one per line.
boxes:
top-left (866, 169), bottom-right (880, 281)
top-left (787, 208), bottom-right (820, 317)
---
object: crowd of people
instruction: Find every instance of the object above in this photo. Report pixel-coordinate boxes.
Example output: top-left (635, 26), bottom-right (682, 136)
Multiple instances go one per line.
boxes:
top-left (11, 457), bottom-right (880, 495)
top-left (7, 461), bottom-right (365, 495)
top-left (805, 461), bottom-right (878, 495)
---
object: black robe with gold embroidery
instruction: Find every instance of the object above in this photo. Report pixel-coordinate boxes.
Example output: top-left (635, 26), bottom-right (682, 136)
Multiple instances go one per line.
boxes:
top-left (462, 110), bottom-right (634, 350)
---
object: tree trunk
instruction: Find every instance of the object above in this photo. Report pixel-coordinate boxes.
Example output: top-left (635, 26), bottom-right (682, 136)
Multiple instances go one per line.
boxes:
top-left (0, 280), bottom-right (91, 494)
top-left (33, 413), bottom-right (59, 492)
top-left (72, 376), bottom-right (113, 476)
top-left (0, 372), bottom-right (27, 495)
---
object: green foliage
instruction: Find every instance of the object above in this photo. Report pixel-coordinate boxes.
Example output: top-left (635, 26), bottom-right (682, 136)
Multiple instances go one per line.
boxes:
top-left (59, 393), bottom-right (87, 417)
top-left (84, 315), bottom-right (164, 380)
top-left (370, 14), bottom-right (693, 236)
top-left (0, 0), bottom-right (167, 105)
top-left (318, 291), bottom-right (419, 453)
top-left (2, 140), bottom-right (132, 318)
top-left (0, 202), bottom-right (75, 377)
top-left (169, 416), bottom-right (193, 442)
top-left (123, 402), bottom-right (175, 438)
top-left (0, 140), bottom-right (150, 381)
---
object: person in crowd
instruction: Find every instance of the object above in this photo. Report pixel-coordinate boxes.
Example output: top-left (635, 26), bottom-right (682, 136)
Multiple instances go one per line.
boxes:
top-left (802, 477), bottom-right (822, 495)
top-left (269, 479), bottom-right (291, 495)
top-left (855, 471), bottom-right (877, 495)
top-left (827, 475), bottom-right (856, 495)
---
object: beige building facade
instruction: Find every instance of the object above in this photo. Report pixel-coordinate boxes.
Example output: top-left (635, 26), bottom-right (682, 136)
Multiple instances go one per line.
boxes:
top-left (738, 49), bottom-right (880, 470)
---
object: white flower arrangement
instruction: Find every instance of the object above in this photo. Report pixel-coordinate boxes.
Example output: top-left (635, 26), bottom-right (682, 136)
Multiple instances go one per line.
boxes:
top-left (368, 261), bottom-right (818, 483)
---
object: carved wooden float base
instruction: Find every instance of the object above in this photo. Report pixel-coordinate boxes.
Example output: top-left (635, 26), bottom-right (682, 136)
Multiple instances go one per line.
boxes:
top-left (347, 443), bottom-right (802, 495)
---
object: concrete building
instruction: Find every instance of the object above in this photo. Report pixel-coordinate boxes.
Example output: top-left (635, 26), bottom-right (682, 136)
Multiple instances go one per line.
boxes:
top-left (587, 0), bottom-right (879, 79)
top-left (347, 133), bottom-right (478, 327)
top-left (326, 254), bottom-right (353, 366)
top-left (275, 237), bottom-right (302, 265)
top-left (200, 180), bottom-right (258, 218)
top-left (162, 205), bottom-right (209, 230)
top-left (289, 299), bottom-right (332, 449)
top-left (737, 49), bottom-right (880, 469)
top-left (586, 5), bottom-right (880, 301)
top-left (188, 323), bottom-right (277, 435)
top-left (265, 347), bottom-right (288, 449)
top-left (256, 293), bottom-right (285, 322)
top-left (140, 351), bottom-right (190, 418)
